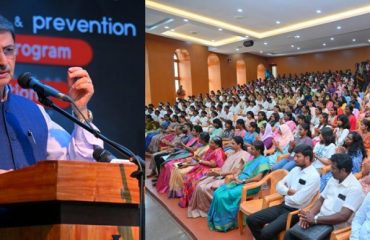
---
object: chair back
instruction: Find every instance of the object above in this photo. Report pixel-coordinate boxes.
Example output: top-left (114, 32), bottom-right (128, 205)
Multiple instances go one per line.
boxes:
top-left (269, 169), bottom-right (288, 194)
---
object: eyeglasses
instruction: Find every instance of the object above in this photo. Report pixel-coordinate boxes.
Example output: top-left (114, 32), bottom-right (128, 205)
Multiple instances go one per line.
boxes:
top-left (1, 45), bottom-right (16, 57)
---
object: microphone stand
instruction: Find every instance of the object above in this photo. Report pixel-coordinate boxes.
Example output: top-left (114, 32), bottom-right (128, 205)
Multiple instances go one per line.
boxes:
top-left (38, 95), bottom-right (145, 240)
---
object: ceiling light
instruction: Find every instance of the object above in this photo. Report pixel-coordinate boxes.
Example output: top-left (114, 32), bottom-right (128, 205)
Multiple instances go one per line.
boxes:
top-left (352, 38), bottom-right (356, 42)
top-left (294, 35), bottom-right (300, 39)
top-left (330, 37), bottom-right (334, 41)
top-left (237, 8), bottom-right (243, 13)
top-left (236, 48), bottom-right (240, 51)
top-left (163, 31), bottom-right (244, 47)
top-left (297, 47), bottom-right (301, 50)
top-left (245, 35), bottom-right (249, 38)
top-left (164, 26), bottom-right (169, 29)
top-left (316, 10), bottom-right (322, 14)
top-left (147, 1), bottom-right (370, 39)
top-left (291, 44), bottom-right (295, 48)
top-left (218, 28), bottom-right (223, 31)
top-left (368, 39), bottom-right (370, 42)
top-left (337, 26), bottom-right (342, 30)
top-left (322, 43), bottom-right (326, 46)
top-left (276, 21), bottom-right (281, 24)
top-left (264, 42), bottom-right (268, 45)
top-left (259, 50), bottom-right (263, 53)
top-left (183, 19), bottom-right (189, 22)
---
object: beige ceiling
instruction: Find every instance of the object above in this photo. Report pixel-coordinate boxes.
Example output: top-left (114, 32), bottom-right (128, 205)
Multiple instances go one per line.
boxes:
top-left (145, 0), bottom-right (370, 56)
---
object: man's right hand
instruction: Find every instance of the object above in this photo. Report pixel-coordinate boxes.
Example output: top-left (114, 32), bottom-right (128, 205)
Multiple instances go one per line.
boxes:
top-left (287, 188), bottom-right (296, 196)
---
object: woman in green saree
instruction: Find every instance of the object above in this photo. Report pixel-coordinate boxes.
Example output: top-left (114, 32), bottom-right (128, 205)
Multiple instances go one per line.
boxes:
top-left (207, 140), bottom-right (270, 232)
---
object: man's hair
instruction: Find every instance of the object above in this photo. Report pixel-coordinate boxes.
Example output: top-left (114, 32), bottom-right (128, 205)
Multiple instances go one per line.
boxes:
top-left (293, 144), bottom-right (313, 161)
top-left (320, 127), bottom-right (335, 146)
top-left (330, 153), bottom-right (353, 173)
top-left (212, 118), bottom-right (223, 129)
top-left (199, 132), bottom-right (210, 143)
top-left (193, 125), bottom-right (203, 133)
top-left (252, 140), bottom-right (265, 154)
top-left (0, 15), bottom-right (15, 41)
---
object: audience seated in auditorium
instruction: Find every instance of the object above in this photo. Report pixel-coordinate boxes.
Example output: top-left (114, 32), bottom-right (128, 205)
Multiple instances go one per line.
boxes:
top-left (178, 137), bottom-right (226, 207)
top-left (284, 153), bottom-right (364, 240)
top-left (145, 65), bottom-right (370, 235)
top-left (320, 131), bottom-right (366, 191)
top-left (188, 136), bottom-right (250, 218)
top-left (208, 140), bottom-right (270, 232)
top-left (247, 144), bottom-right (320, 240)
top-left (168, 133), bottom-right (210, 198)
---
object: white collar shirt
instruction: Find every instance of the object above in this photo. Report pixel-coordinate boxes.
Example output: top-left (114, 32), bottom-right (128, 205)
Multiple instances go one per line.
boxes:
top-left (319, 173), bottom-right (364, 217)
top-left (276, 165), bottom-right (320, 209)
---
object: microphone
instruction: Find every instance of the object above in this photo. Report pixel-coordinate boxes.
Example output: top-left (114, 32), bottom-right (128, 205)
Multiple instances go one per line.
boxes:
top-left (17, 72), bottom-right (72, 102)
top-left (93, 147), bottom-right (118, 162)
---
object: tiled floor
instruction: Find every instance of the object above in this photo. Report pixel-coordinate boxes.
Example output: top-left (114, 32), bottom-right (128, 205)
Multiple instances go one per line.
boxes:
top-left (145, 156), bottom-right (254, 240)
top-left (146, 181), bottom-right (254, 240)
top-left (146, 193), bottom-right (192, 240)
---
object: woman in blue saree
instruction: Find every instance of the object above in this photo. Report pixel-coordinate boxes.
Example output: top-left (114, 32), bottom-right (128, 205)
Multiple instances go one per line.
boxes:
top-left (208, 140), bottom-right (270, 232)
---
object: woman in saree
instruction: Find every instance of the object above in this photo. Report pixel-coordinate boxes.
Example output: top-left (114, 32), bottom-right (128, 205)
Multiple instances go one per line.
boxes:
top-left (256, 122), bottom-right (273, 149)
top-left (358, 118), bottom-right (370, 149)
top-left (243, 122), bottom-right (258, 146)
top-left (156, 125), bottom-right (204, 193)
top-left (149, 124), bottom-right (192, 182)
top-left (146, 114), bottom-right (179, 153)
top-left (209, 118), bottom-right (224, 139)
top-left (234, 119), bottom-right (247, 138)
top-left (178, 137), bottom-right (226, 207)
top-left (266, 124), bottom-right (294, 166)
top-left (188, 136), bottom-right (250, 218)
top-left (222, 120), bottom-right (235, 140)
top-left (168, 133), bottom-right (210, 198)
top-left (145, 113), bottom-right (172, 152)
top-left (207, 140), bottom-right (270, 232)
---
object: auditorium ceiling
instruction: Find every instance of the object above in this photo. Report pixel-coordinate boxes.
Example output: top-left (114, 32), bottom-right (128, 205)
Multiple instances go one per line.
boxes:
top-left (145, 0), bottom-right (370, 56)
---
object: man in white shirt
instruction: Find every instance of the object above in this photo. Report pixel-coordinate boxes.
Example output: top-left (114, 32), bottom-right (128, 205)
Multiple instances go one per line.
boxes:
top-left (219, 105), bottom-right (233, 123)
top-left (229, 101), bottom-right (241, 115)
top-left (284, 153), bottom-right (365, 240)
top-left (199, 110), bottom-right (209, 127)
top-left (250, 101), bottom-right (259, 115)
top-left (247, 144), bottom-right (320, 240)
top-left (189, 110), bottom-right (200, 126)
top-left (152, 110), bottom-right (160, 123)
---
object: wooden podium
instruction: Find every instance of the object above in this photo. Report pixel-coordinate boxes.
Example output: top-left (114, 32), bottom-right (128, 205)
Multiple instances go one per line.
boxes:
top-left (0, 160), bottom-right (140, 240)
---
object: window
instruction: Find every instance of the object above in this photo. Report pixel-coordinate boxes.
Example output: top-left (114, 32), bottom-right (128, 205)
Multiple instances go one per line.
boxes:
top-left (174, 53), bottom-right (180, 91)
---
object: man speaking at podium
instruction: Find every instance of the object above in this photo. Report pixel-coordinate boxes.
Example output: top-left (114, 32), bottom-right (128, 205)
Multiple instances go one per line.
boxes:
top-left (0, 15), bottom-right (103, 173)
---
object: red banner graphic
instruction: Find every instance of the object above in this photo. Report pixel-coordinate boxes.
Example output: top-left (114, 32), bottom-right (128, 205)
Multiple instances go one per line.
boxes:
top-left (15, 35), bottom-right (93, 66)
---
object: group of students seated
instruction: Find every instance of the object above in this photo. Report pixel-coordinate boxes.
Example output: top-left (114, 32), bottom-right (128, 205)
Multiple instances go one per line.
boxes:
top-left (145, 68), bottom-right (370, 240)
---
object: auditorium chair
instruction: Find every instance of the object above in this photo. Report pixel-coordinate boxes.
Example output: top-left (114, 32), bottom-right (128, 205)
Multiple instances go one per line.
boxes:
top-left (238, 169), bottom-right (288, 234)
top-left (278, 191), bottom-right (320, 239)
top-left (284, 197), bottom-right (351, 240)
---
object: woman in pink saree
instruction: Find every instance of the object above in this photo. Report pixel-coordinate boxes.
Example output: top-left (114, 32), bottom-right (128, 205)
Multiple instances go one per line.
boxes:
top-left (156, 126), bottom-right (204, 193)
top-left (178, 136), bottom-right (226, 208)
top-left (188, 136), bottom-right (250, 218)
